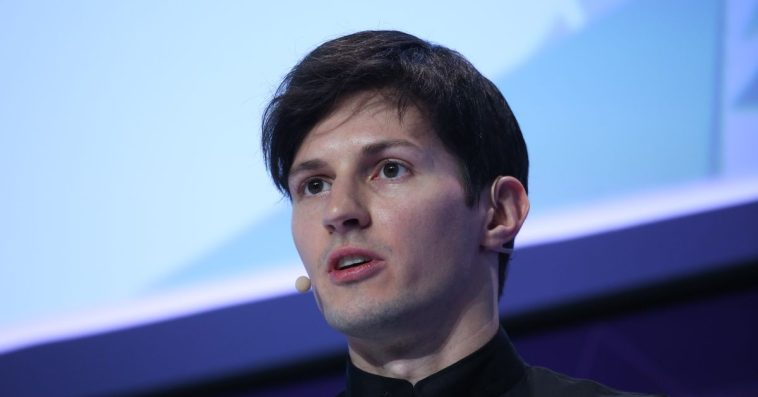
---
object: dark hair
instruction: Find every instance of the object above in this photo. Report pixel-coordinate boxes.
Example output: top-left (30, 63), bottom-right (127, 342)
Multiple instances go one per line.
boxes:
top-left (262, 30), bottom-right (528, 297)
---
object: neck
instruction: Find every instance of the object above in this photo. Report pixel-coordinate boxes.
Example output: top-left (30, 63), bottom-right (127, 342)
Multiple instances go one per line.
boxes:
top-left (346, 286), bottom-right (500, 384)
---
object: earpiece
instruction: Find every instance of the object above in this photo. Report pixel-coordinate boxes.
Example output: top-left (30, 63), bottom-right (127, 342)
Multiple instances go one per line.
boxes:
top-left (491, 176), bottom-right (514, 255)
top-left (295, 275), bottom-right (312, 293)
top-left (490, 176), bottom-right (502, 207)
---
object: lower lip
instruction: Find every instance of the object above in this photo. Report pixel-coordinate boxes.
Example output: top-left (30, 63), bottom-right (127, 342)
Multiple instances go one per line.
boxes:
top-left (328, 260), bottom-right (383, 284)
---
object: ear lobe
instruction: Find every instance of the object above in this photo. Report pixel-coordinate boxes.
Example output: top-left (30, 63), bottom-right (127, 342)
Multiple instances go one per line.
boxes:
top-left (482, 176), bottom-right (529, 253)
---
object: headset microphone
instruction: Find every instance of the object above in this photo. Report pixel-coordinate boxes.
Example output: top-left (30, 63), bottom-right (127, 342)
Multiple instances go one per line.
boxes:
top-left (295, 275), bottom-right (312, 293)
top-left (499, 245), bottom-right (513, 254)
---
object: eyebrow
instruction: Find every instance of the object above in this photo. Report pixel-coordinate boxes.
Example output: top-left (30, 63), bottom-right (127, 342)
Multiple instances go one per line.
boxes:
top-left (288, 159), bottom-right (328, 182)
top-left (288, 139), bottom-right (422, 182)
top-left (361, 139), bottom-right (421, 156)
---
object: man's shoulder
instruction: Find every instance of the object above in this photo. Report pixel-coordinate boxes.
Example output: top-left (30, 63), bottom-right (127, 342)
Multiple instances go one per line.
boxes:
top-left (507, 365), bottom-right (664, 397)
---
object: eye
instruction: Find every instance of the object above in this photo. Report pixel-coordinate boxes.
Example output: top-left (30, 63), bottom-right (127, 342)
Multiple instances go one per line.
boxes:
top-left (378, 161), bottom-right (410, 179)
top-left (302, 178), bottom-right (332, 196)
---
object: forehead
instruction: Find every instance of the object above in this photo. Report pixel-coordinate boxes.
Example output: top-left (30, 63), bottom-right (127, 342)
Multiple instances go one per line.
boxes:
top-left (292, 91), bottom-right (438, 161)
top-left (316, 91), bottom-right (427, 140)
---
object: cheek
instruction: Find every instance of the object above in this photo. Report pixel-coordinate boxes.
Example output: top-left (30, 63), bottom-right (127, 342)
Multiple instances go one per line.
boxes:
top-left (291, 208), bottom-right (321, 272)
top-left (376, 183), bottom-right (479, 265)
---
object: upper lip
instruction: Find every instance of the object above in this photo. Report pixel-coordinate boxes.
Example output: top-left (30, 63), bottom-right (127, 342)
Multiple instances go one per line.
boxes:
top-left (327, 246), bottom-right (382, 272)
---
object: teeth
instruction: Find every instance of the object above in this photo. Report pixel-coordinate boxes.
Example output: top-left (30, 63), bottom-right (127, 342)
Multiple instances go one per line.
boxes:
top-left (337, 255), bottom-right (370, 269)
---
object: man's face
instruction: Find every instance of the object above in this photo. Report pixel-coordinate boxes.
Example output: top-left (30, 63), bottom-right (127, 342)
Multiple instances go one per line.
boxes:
top-left (288, 92), bottom-right (493, 339)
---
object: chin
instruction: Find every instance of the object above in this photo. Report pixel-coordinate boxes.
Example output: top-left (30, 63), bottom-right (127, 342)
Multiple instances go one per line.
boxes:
top-left (322, 294), bottom-right (439, 339)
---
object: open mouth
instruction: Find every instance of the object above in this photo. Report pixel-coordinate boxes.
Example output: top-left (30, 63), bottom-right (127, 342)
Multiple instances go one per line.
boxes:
top-left (327, 249), bottom-right (383, 284)
top-left (336, 255), bottom-right (371, 270)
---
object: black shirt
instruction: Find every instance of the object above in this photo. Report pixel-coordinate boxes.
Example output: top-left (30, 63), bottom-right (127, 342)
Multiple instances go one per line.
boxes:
top-left (338, 328), bottom-right (661, 397)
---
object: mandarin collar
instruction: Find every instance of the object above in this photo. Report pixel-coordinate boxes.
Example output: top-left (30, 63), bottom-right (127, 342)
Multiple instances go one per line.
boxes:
top-left (342, 328), bottom-right (525, 397)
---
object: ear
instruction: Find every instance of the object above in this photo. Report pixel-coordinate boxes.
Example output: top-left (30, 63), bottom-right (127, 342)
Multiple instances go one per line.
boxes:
top-left (482, 176), bottom-right (529, 253)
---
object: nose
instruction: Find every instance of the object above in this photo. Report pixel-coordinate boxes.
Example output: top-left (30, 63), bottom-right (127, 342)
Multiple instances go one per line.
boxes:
top-left (322, 179), bottom-right (370, 234)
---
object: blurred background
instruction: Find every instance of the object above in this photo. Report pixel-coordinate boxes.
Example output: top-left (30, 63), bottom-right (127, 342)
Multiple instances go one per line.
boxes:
top-left (1, 0), bottom-right (757, 396)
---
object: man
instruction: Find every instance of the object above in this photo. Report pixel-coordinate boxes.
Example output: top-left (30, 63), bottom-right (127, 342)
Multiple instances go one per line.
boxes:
top-left (262, 31), bottom-right (657, 397)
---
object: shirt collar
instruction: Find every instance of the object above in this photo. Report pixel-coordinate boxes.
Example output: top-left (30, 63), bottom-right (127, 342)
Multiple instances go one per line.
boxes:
top-left (343, 328), bottom-right (526, 397)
